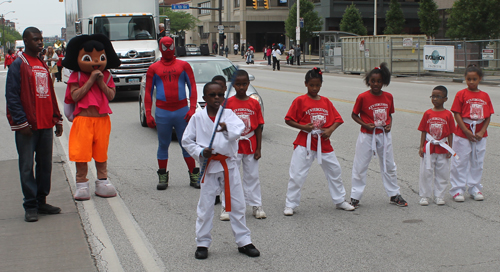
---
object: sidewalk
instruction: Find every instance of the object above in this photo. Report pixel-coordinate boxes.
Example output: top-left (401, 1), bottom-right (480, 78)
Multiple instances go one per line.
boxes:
top-left (0, 157), bottom-right (96, 272)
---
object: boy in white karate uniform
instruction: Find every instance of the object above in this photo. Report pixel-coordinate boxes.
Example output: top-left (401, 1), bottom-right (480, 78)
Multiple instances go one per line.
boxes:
top-left (182, 82), bottom-right (260, 259)
top-left (418, 86), bottom-right (456, 206)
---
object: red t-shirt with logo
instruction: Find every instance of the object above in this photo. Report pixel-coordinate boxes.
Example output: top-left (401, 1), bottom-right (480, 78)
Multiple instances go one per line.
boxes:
top-left (24, 54), bottom-right (54, 129)
top-left (418, 109), bottom-right (456, 154)
top-left (451, 88), bottom-right (494, 138)
top-left (226, 96), bottom-right (264, 154)
top-left (285, 94), bottom-right (343, 153)
top-left (353, 90), bottom-right (395, 134)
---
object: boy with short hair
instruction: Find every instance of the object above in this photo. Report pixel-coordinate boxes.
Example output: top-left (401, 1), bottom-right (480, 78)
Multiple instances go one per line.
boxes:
top-left (418, 86), bottom-right (456, 206)
top-left (182, 82), bottom-right (260, 260)
top-left (225, 70), bottom-right (266, 219)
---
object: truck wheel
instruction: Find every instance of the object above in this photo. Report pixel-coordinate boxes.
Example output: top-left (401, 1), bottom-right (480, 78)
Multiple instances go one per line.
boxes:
top-left (139, 97), bottom-right (148, 127)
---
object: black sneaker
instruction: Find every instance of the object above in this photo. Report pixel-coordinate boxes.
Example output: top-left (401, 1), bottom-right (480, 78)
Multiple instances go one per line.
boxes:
top-left (189, 167), bottom-right (200, 189)
top-left (157, 169), bottom-right (169, 190)
top-left (25, 210), bottom-right (38, 222)
top-left (195, 247), bottom-right (208, 259)
top-left (38, 203), bottom-right (61, 214)
top-left (390, 194), bottom-right (408, 207)
top-left (350, 198), bottom-right (360, 208)
top-left (238, 243), bottom-right (260, 257)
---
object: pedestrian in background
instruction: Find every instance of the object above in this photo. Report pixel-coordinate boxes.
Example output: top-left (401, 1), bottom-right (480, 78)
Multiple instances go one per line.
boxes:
top-left (5, 27), bottom-right (63, 222)
top-left (289, 47), bottom-right (294, 65)
top-left (272, 45), bottom-right (281, 71)
top-left (55, 48), bottom-right (64, 82)
top-left (4, 49), bottom-right (14, 68)
top-left (44, 46), bottom-right (58, 84)
top-left (225, 45), bottom-right (229, 57)
top-left (295, 45), bottom-right (301, 66)
top-left (266, 46), bottom-right (271, 66)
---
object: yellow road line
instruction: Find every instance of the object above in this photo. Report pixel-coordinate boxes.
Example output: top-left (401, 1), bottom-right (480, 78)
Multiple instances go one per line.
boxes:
top-left (255, 85), bottom-right (500, 127)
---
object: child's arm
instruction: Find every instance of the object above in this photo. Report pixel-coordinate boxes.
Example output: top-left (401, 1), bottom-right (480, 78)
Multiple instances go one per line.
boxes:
top-left (454, 112), bottom-right (476, 142)
top-left (419, 131), bottom-right (426, 158)
top-left (384, 114), bottom-right (392, 132)
top-left (181, 117), bottom-right (205, 162)
top-left (321, 122), bottom-right (342, 139)
top-left (96, 75), bottom-right (116, 101)
top-left (71, 70), bottom-right (99, 102)
top-left (351, 112), bottom-right (375, 131)
top-left (254, 124), bottom-right (263, 160)
top-left (447, 133), bottom-right (453, 158)
top-left (475, 116), bottom-right (490, 140)
top-left (285, 119), bottom-right (314, 132)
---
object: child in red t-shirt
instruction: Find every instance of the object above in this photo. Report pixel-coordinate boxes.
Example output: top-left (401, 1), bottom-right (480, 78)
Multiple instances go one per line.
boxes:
top-left (283, 67), bottom-right (354, 216)
top-left (450, 65), bottom-right (494, 202)
top-left (224, 70), bottom-right (266, 219)
top-left (418, 86), bottom-right (456, 206)
top-left (350, 63), bottom-right (408, 208)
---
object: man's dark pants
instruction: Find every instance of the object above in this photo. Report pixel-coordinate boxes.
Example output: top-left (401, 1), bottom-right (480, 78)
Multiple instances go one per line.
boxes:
top-left (15, 128), bottom-right (53, 211)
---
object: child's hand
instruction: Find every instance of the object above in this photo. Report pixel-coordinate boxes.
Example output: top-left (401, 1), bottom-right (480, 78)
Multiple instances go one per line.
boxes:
top-left (363, 123), bottom-right (376, 130)
top-left (254, 149), bottom-right (261, 160)
top-left (475, 130), bottom-right (485, 141)
top-left (302, 123), bottom-right (314, 132)
top-left (217, 122), bottom-right (227, 132)
top-left (202, 147), bottom-right (213, 158)
top-left (418, 147), bottom-right (424, 158)
top-left (464, 130), bottom-right (476, 142)
top-left (321, 128), bottom-right (333, 139)
top-left (446, 152), bottom-right (452, 159)
top-left (384, 123), bottom-right (392, 132)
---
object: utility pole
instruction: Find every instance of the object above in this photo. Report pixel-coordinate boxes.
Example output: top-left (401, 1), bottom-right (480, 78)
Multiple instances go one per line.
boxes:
top-left (374, 0), bottom-right (377, 35)
top-left (218, 0), bottom-right (223, 56)
top-left (296, 0), bottom-right (300, 47)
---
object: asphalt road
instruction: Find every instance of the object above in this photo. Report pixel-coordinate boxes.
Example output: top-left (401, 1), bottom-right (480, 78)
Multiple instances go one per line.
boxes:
top-left (3, 64), bottom-right (500, 271)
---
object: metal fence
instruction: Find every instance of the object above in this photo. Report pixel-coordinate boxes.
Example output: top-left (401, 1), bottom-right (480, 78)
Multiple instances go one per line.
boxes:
top-left (321, 36), bottom-right (500, 75)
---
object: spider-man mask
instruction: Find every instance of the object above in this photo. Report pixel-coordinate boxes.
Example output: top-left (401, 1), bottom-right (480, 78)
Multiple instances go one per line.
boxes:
top-left (159, 37), bottom-right (175, 61)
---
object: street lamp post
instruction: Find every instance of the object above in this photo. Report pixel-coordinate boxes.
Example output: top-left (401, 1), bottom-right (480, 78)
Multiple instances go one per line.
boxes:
top-left (1, 10), bottom-right (15, 51)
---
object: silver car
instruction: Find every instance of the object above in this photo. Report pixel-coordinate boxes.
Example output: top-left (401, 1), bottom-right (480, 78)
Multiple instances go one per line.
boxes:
top-left (139, 55), bottom-right (263, 127)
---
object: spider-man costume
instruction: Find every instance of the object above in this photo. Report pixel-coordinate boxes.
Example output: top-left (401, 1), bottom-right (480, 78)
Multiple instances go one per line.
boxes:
top-left (145, 37), bottom-right (199, 189)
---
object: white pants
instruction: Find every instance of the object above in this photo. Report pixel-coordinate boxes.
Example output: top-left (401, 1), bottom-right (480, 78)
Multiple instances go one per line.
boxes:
top-left (450, 136), bottom-right (487, 196)
top-left (351, 132), bottom-right (400, 200)
top-left (222, 154), bottom-right (262, 207)
top-left (285, 145), bottom-right (347, 209)
top-left (196, 169), bottom-right (252, 248)
top-left (419, 154), bottom-right (450, 199)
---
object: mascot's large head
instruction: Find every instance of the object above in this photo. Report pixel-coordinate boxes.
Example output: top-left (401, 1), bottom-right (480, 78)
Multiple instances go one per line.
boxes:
top-left (159, 36), bottom-right (175, 61)
top-left (62, 34), bottom-right (121, 73)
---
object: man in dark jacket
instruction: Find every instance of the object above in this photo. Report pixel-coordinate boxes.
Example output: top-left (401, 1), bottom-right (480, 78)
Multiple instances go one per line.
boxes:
top-left (5, 27), bottom-right (63, 222)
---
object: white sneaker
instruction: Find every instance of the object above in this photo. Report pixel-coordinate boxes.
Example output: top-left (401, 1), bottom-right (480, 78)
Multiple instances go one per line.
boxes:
top-left (95, 179), bottom-right (117, 198)
top-left (471, 192), bottom-right (484, 201)
top-left (453, 193), bottom-right (465, 202)
top-left (336, 201), bottom-right (355, 211)
top-left (283, 207), bottom-right (294, 216)
top-left (252, 206), bottom-right (267, 219)
top-left (419, 197), bottom-right (429, 206)
top-left (434, 198), bottom-right (445, 205)
top-left (220, 207), bottom-right (230, 221)
top-left (74, 182), bottom-right (90, 201)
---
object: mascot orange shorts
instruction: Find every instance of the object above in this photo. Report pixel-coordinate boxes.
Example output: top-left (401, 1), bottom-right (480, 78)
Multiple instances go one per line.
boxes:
top-left (69, 115), bottom-right (111, 162)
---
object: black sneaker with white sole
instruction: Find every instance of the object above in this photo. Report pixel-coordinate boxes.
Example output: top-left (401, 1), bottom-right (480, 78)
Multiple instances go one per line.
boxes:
top-left (390, 194), bottom-right (408, 207)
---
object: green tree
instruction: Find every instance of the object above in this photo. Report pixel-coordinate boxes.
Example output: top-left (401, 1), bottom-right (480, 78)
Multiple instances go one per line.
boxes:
top-left (384, 0), bottom-right (406, 34)
top-left (284, 0), bottom-right (322, 43)
top-left (2, 26), bottom-right (21, 49)
top-left (160, 7), bottom-right (199, 35)
top-left (418, 0), bottom-right (440, 38)
top-left (446, 0), bottom-right (500, 40)
top-left (339, 3), bottom-right (367, 36)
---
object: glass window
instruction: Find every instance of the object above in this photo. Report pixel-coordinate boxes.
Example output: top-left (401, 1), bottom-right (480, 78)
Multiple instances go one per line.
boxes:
top-left (199, 2), bottom-right (211, 15)
top-left (187, 60), bottom-right (237, 83)
top-left (94, 15), bottom-right (156, 41)
top-left (234, 0), bottom-right (240, 7)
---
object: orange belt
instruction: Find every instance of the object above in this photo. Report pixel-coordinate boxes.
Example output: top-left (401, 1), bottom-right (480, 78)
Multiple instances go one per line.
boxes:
top-left (201, 154), bottom-right (232, 212)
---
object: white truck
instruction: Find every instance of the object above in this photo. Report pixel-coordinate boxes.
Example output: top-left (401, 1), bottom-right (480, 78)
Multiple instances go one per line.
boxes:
top-left (64, 0), bottom-right (160, 91)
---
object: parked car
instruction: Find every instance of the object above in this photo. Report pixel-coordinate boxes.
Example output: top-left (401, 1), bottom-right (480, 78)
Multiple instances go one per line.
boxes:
top-left (185, 44), bottom-right (201, 56)
top-left (139, 55), bottom-right (264, 127)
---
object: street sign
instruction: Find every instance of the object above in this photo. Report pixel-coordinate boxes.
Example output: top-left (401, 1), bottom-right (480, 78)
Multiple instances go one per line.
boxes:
top-left (171, 4), bottom-right (189, 9)
top-left (299, 18), bottom-right (304, 28)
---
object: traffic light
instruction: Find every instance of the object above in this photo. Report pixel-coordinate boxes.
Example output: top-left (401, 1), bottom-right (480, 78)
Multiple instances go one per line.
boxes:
top-left (253, 0), bottom-right (257, 9)
top-left (264, 0), bottom-right (269, 9)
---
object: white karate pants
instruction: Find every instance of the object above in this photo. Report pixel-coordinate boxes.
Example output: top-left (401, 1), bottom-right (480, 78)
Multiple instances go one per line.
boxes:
top-left (196, 169), bottom-right (252, 248)
top-left (222, 154), bottom-right (262, 207)
top-left (450, 136), bottom-right (487, 196)
top-left (285, 145), bottom-right (347, 209)
top-left (419, 154), bottom-right (450, 199)
top-left (351, 132), bottom-right (400, 200)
